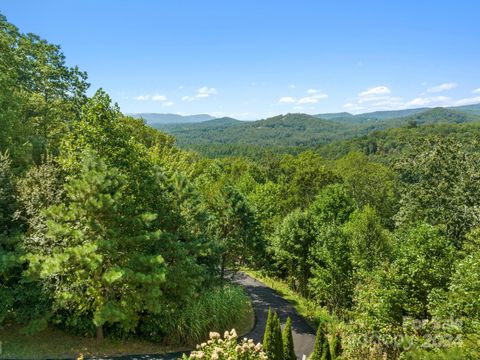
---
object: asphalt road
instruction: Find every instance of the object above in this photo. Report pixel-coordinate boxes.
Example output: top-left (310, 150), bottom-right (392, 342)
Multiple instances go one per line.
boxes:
top-left (95, 272), bottom-right (316, 360)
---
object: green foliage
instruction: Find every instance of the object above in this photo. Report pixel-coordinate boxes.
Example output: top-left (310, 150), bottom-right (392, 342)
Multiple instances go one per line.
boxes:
top-left (311, 322), bottom-right (331, 360)
top-left (139, 285), bottom-right (251, 345)
top-left (395, 137), bottom-right (480, 245)
top-left (429, 230), bottom-right (480, 339)
top-left (263, 309), bottom-right (284, 360)
top-left (272, 210), bottom-right (316, 296)
top-left (330, 331), bottom-right (342, 359)
top-left (185, 329), bottom-right (267, 360)
top-left (309, 225), bottom-right (353, 313)
top-left (2, 12), bottom-right (480, 359)
top-left (0, 152), bottom-right (18, 234)
top-left (309, 184), bottom-right (355, 225)
top-left (334, 152), bottom-right (398, 227)
top-left (25, 155), bottom-right (167, 335)
top-left (282, 317), bottom-right (296, 360)
top-left (344, 206), bottom-right (392, 273)
top-left (395, 224), bottom-right (456, 318)
top-left (0, 14), bottom-right (89, 169)
top-left (157, 108), bottom-right (480, 155)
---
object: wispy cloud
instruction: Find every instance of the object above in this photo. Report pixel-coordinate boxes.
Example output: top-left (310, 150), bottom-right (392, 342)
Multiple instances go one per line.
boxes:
top-left (134, 94), bottom-right (169, 103)
top-left (279, 96), bottom-right (296, 104)
top-left (426, 82), bottom-right (458, 93)
top-left (297, 93), bottom-right (328, 104)
top-left (359, 86), bottom-right (391, 97)
top-left (454, 96), bottom-right (480, 106)
top-left (196, 86), bottom-right (217, 98)
top-left (278, 90), bottom-right (328, 105)
top-left (180, 86), bottom-right (218, 102)
top-left (405, 96), bottom-right (451, 107)
top-left (343, 86), bottom-right (402, 112)
top-left (473, 88), bottom-right (480, 94)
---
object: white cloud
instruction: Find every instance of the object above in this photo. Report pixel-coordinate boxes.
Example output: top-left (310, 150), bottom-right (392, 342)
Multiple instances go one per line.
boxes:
top-left (196, 86), bottom-right (217, 98)
top-left (427, 83), bottom-right (458, 93)
top-left (454, 96), bottom-right (480, 106)
top-left (307, 89), bottom-right (318, 94)
top-left (151, 94), bottom-right (167, 102)
top-left (358, 95), bottom-right (402, 104)
top-left (279, 92), bottom-right (328, 105)
top-left (297, 93), bottom-right (328, 104)
top-left (279, 96), bottom-right (296, 104)
top-left (359, 86), bottom-right (391, 97)
top-left (134, 95), bottom-right (150, 101)
top-left (135, 94), bottom-right (168, 102)
top-left (163, 101), bottom-right (175, 107)
top-left (473, 88), bottom-right (480, 94)
top-left (289, 84), bottom-right (296, 89)
top-left (181, 96), bottom-right (195, 102)
top-left (405, 96), bottom-right (451, 107)
top-left (344, 86), bottom-right (402, 113)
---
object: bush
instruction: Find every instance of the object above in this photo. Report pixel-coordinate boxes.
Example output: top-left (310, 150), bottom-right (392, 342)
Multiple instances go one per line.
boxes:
top-left (184, 329), bottom-right (267, 360)
top-left (139, 284), bottom-right (251, 345)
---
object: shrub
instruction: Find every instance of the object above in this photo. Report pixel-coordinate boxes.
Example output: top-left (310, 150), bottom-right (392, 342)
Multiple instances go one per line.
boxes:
top-left (282, 317), bottom-right (296, 360)
top-left (139, 284), bottom-right (251, 345)
top-left (263, 310), bottom-right (284, 360)
top-left (184, 329), bottom-right (267, 360)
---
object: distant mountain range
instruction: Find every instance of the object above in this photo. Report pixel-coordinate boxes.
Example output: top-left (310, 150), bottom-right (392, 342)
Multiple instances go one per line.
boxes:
top-left (149, 106), bottom-right (480, 151)
top-left (131, 103), bottom-right (480, 126)
top-left (129, 113), bottom-right (216, 125)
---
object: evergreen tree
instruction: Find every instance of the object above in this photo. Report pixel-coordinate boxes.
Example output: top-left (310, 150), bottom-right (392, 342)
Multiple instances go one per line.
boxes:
top-left (330, 331), bottom-right (342, 359)
top-left (26, 154), bottom-right (167, 340)
top-left (282, 316), bottom-right (296, 360)
top-left (263, 308), bottom-right (274, 356)
top-left (263, 309), bottom-right (284, 360)
top-left (310, 322), bottom-right (331, 360)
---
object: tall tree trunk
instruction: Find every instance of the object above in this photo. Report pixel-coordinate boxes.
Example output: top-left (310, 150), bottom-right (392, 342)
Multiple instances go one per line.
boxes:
top-left (96, 325), bottom-right (104, 341)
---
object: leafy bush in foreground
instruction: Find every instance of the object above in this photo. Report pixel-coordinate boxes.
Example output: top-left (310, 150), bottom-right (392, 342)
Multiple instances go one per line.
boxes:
top-left (184, 329), bottom-right (266, 360)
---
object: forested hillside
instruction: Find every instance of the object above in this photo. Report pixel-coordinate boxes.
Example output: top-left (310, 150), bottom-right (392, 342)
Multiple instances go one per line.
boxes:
top-left (156, 108), bottom-right (480, 155)
top-left (1, 14), bottom-right (479, 360)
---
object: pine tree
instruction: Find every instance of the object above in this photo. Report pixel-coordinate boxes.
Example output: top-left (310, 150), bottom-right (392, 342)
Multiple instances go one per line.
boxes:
top-left (263, 308), bottom-right (274, 357)
top-left (263, 309), bottom-right (284, 360)
top-left (331, 331), bottom-right (342, 359)
top-left (272, 312), bottom-right (285, 360)
top-left (26, 154), bottom-right (167, 340)
top-left (310, 322), bottom-right (331, 360)
top-left (283, 317), bottom-right (296, 360)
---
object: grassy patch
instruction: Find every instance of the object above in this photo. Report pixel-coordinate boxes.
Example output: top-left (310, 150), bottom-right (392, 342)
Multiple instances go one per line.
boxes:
top-left (0, 285), bottom-right (254, 359)
top-left (0, 325), bottom-right (182, 359)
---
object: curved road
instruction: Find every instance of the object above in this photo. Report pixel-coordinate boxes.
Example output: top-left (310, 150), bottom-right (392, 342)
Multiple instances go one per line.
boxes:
top-left (97, 272), bottom-right (315, 360)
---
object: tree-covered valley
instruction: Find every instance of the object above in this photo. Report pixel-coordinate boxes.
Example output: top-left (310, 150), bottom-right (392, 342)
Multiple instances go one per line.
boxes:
top-left (1, 12), bottom-right (479, 360)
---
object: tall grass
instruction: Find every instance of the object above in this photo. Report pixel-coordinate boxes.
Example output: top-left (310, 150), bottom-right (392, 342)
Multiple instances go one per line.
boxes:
top-left (141, 284), bottom-right (252, 346)
top-left (169, 285), bottom-right (251, 344)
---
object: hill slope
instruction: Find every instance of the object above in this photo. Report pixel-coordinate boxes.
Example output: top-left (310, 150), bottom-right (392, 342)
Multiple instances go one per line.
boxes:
top-left (155, 107), bottom-right (480, 151)
top-left (130, 113), bottom-right (216, 125)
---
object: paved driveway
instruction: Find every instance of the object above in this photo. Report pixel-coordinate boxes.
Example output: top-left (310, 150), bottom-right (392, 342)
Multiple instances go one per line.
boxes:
top-left (95, 272), bottom-right (316, 360)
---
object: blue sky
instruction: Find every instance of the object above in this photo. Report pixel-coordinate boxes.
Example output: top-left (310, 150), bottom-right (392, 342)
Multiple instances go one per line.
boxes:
top-left (2, 0), bottom-right (480, 119)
